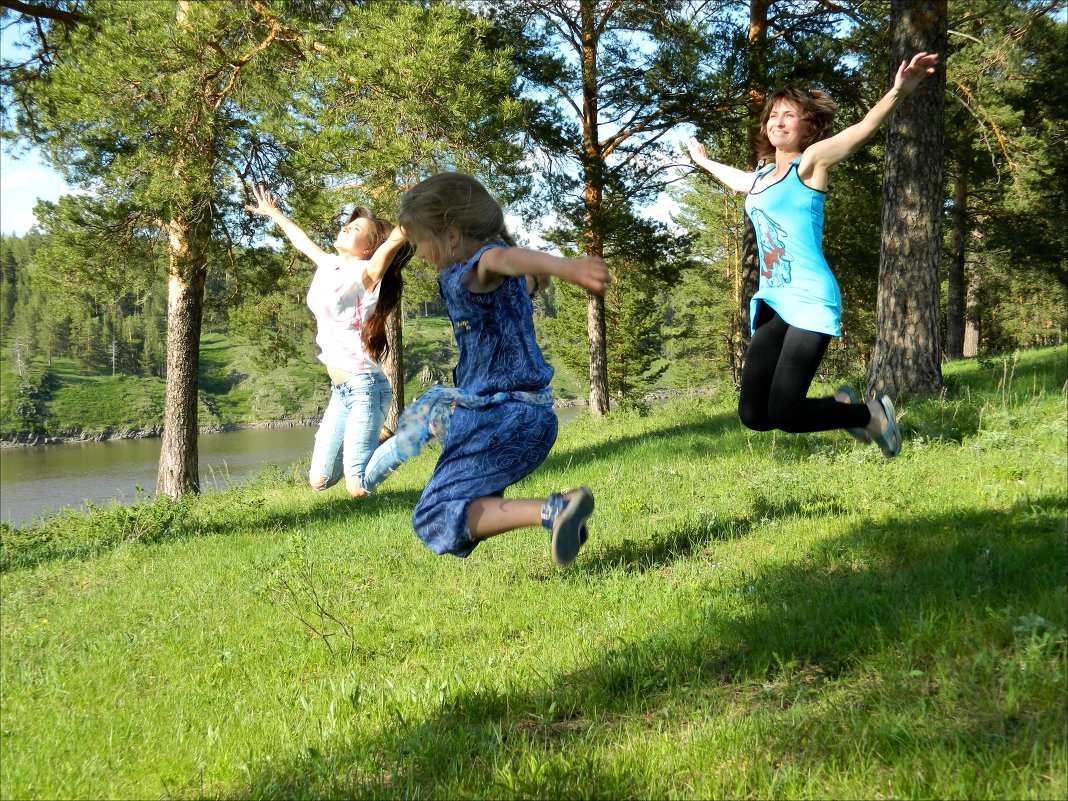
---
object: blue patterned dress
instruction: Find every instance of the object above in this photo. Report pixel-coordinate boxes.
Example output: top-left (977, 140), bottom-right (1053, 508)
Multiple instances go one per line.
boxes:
top-left (395, 243), bottom-right (558, 557)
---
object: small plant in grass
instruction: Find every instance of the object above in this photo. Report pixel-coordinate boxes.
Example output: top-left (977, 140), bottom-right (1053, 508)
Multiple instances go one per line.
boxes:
top-left (256, 533), bottom-right (362, 659)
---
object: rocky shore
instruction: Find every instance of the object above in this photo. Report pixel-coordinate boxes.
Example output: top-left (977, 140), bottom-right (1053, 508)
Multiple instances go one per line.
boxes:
top-left (2, 387), bottom-right (718, 448)
top-left (0, 418), bottom-right (319, 448)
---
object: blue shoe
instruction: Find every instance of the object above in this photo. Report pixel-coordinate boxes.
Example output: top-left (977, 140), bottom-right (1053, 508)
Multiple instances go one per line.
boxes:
top-left (542, 488), bottom-right (594, 566)
top-left (835, 385), bottom-right (872, 444)
top-left (872, 395), bottom-right (902, 458)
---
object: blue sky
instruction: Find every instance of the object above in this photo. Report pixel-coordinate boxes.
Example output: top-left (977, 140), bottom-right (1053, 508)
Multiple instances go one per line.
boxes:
top-left (0, 146), bottom-right (73, 235)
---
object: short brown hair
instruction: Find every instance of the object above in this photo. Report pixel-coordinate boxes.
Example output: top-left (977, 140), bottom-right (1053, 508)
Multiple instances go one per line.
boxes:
top-left (754, 87), bottom-right (837, 161)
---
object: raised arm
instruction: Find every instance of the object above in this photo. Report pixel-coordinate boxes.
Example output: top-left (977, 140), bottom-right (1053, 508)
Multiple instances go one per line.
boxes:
top-left (686, 139), bottom-right (756, 194)
top-left (363, 225), bottom-right (410, 290)
top-left (803, 52), bottom-right (940, 173)
top-left (245, 185), bottom-right (329, 264)
top-left (477, 246), bottom-right (610, 296)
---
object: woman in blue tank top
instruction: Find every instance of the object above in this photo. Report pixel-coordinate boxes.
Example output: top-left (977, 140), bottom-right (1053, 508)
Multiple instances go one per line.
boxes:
top-left (687, 51), bottom-right (940, 458)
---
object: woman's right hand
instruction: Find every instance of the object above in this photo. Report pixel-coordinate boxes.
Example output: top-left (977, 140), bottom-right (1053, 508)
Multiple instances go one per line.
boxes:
top-left (245, 185), bottom-right (280, 218)
top-left (686, 138), bottom-right (708, 163)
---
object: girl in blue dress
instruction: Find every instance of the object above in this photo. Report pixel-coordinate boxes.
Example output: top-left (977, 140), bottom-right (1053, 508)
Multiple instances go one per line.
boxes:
top-left (363, 172), bottom-right (611, 566)
top-left (687, 51), bottom-right (940, 458)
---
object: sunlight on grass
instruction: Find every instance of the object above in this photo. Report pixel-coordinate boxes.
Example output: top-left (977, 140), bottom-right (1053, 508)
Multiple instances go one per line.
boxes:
top-left (2, 347), bottom-right (1066, 799)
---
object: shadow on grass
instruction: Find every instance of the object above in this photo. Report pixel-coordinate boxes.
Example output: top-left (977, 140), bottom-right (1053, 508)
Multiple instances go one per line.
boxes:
top-left (585, 492), bottom-right (849, 577)
top-left (539, 408), bottom-right (742, 474)
top-left (230, 493), bottom-right (1067, 799)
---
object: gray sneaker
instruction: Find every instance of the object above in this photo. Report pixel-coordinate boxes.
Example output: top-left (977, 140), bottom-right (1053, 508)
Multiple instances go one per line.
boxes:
top-left (542, 487), bottom-right (594, 566)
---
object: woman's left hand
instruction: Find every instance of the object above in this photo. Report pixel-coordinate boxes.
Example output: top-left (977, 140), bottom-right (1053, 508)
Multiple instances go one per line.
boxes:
top-left (894, 52), bottom-right (939, 95)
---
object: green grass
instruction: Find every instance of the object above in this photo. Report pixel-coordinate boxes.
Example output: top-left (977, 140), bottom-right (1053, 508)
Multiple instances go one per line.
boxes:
top-left (1, 346), bottom-right (1065, 799)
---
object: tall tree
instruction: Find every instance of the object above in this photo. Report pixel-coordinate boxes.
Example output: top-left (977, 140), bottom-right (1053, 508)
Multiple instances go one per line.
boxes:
top-left (868, 0), bottom-right (947, 397)
top-left (2, 0), bottom-right (526, 496)
top-left (2, 0), bottom-right (325, 497)
top-left (488, 0), bottom-right (728, 415)
top-left (944, 2), bottom-right (1067, 355)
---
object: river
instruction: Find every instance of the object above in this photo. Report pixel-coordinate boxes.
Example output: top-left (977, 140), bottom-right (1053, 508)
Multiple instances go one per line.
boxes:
top-left (0, 407), bottom-right (585, 528)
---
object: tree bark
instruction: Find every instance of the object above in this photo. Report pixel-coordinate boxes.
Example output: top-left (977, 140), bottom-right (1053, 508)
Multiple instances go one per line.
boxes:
top-left (868, 0), bottom-right (948, 399)
top-left (736, 0), bottom-right (770, 374)
top-left (157, 212), bottom-right (208, 499)
top-left (963, 264), bottom-right (980, 357)
top-left (945, 168), bottom-right (968, 359)
top-left (580, 0), bottom-right (609, 416)
top-left (382, 306), bottom-right (403, 437)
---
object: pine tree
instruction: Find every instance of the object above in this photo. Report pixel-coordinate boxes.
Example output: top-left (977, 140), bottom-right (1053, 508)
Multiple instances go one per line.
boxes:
top-left (868, 0), bottom-right (949, 398)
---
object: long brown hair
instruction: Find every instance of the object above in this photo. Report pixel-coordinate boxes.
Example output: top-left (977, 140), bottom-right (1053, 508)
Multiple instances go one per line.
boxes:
top-left (346, 205), bottom-right (415, 362)
top-left (754, 87), bottom-right (838, 161)
top-left (398, 172), bottom-right (516, 270)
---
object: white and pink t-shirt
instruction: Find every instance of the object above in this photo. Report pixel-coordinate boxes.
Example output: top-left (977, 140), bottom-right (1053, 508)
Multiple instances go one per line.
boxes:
top-left (306, 253), bottom-right (382, 375)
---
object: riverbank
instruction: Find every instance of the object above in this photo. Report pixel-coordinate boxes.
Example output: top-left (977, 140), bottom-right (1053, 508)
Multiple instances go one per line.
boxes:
top-left (1, 387), bottom-right (726, 449)
top-left (0, 417), bottom-right (320, 448)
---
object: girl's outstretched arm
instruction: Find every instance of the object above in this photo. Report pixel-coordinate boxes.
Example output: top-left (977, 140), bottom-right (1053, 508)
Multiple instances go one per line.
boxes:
top-left (245, 185), bottom-right (329, 264)
top-left (803, 52), bottom-right (940, 174)
top-left (478, 246), bottom-right (610, 296)
top-left (686, 138), bottom-right (756, 193)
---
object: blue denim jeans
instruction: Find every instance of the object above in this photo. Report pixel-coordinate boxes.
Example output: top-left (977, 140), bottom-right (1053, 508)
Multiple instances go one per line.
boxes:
top-left (309, 372), bottom-right (392, 489)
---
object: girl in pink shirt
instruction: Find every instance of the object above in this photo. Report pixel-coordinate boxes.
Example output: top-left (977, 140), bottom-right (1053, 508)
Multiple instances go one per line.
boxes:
top-left (246, 186), bottom-right (413, 496)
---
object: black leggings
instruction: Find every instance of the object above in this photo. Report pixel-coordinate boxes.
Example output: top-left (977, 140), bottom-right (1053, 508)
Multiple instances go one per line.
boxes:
top-left (738, 306), bottom-right (871, 434)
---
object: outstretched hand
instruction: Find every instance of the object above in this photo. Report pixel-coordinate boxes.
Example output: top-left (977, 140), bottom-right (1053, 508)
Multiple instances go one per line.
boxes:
top-left (894, 52), bottom-right (939, 96)
top-left (244, 184), bottom-right (280, 218)
top-left (686, 138), bottom-right (708, 163)
top-left (567, 256), bottom-right (612, 296)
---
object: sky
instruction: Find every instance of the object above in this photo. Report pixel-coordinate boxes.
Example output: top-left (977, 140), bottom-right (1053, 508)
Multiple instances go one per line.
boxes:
top-left (0, 146), bottom-right (72, 236)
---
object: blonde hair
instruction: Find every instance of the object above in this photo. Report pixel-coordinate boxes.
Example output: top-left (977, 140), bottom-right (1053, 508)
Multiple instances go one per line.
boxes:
top-left (398, 172), bottom-right (516, 269)
top-left (755, 87), bottom-right (838, 161)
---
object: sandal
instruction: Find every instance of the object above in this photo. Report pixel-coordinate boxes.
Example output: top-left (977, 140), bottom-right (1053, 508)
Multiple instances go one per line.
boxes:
top-left (872, 395), bottom-right (902, 458)
top-left (542, 487), bottom-right (594, 566)
top-left (835, 385), bottom-right (872, 444)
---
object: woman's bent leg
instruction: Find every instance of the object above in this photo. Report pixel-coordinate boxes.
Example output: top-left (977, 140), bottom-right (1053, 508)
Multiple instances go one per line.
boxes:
top-left (309, 385), bottom-right (346, 490)
top-left (738, 309), bottom-right (788, 431)
top-left (342, 372), bottom-right (392, 497)
top-left (766, 324), bottom-right (871, 434)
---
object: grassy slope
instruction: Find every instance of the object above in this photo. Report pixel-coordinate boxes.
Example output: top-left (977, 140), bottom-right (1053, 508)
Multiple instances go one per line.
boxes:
top-left (1, 346), bottom-right (1065, 799)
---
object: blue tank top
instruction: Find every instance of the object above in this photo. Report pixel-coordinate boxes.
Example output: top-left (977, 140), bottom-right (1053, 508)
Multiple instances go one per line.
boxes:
top-left (743, 160), bottom-right (842, 337)
top-left (438, 242), bottom-right (554, 395)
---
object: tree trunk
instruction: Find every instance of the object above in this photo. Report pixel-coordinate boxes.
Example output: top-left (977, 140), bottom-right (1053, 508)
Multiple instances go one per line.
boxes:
top-left (157, 212), bottom-right (207, 499)
top-left (736, 0), bottom-right (770, 373)
top-left (945, 168), bottom-right (967, 360)
top-left (382, 306), bottom-right (403, 437)
top-left (963, 264), bottom-right (980, 357)
top-left (580, 0), bottom-right (609, 416)
top-left (868, 0), bottom-right (948, 399)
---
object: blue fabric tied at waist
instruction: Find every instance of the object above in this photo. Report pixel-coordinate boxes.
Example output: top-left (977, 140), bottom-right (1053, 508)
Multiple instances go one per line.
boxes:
top-left (363, 384), bottom-right (555, 492)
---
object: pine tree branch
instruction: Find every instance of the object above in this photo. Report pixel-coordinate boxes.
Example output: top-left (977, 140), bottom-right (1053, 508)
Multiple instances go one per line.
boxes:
top-left (0, 0), bottom-right (85, 25)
